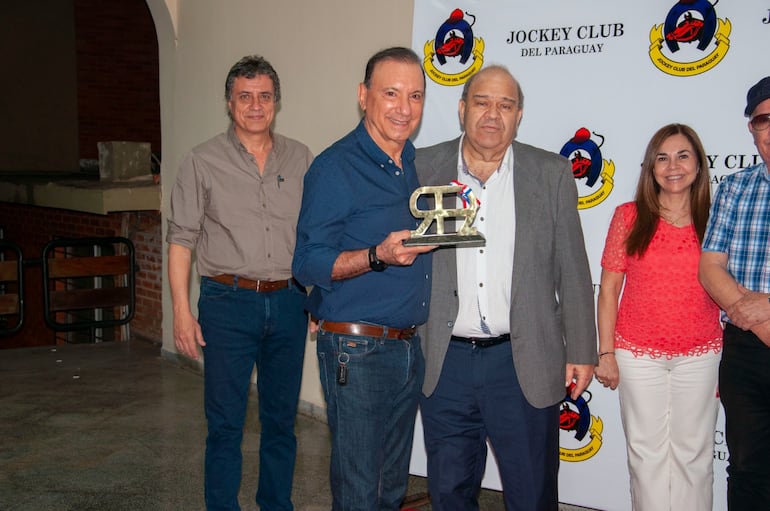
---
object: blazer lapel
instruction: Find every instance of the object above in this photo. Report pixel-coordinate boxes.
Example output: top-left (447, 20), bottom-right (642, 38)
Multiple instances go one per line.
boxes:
top-left (510, 142), bottom-right (536, 301)
top-left (439, 144), bottom-right (460, 289)
top-left (431, 147), bottom-right (459, 186)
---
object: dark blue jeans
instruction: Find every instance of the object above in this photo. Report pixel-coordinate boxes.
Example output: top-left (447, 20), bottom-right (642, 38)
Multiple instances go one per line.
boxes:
top-left (316, 327), bottom-right (424, 511)
top-left (720, 323), bottom-right (770, 510)
top-left (198, 277), bottom-right (307, 511)
top-left (420, 340), bottom-right (559, 511)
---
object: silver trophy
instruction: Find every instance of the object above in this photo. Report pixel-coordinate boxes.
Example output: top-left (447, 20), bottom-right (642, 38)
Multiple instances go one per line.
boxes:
top-left (404, 183), bottom-right (486, 247)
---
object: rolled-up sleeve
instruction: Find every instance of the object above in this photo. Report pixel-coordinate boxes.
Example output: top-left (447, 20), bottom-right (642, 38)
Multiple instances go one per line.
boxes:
top-left (166, 152), bottom-right (206, 250)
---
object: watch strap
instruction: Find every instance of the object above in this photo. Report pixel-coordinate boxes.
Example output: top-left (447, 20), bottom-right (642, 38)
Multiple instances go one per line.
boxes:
top-left (368, 245), bottom-right (388, 272)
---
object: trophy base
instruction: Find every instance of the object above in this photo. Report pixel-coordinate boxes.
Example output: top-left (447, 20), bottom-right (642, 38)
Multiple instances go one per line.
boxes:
top-left (403, 234), bottom-right (486, 247)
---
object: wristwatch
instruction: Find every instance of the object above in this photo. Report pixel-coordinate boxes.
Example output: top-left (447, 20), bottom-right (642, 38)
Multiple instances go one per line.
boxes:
top-left (368, 245), bottom-right (388, 272)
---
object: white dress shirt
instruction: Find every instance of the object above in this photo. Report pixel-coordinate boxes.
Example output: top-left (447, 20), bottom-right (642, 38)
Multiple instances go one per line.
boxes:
top-left (452, 136), bottom-right (515, 338)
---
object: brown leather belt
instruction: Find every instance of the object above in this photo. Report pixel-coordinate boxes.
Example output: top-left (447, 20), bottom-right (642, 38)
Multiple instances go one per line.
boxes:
top-left (210, 274), bottom-right (292, 293)
top-left (319, 320), bottom-right (416, 340)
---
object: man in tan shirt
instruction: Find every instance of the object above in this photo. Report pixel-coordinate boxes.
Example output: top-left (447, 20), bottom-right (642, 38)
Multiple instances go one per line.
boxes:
top-left (167, 55), bottom-right (312, 511)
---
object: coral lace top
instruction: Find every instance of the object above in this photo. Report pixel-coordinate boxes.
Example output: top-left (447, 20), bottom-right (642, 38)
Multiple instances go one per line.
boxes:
top-left (601, 202), bottom-right (722, 358)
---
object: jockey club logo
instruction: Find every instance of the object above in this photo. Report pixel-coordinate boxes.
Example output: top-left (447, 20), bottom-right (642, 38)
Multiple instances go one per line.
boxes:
top-left (560, 383), bottom-right (604, 462)
top-left (559, 127), bottom-right (615, 210)
top-left (649, 0), bottom-right (731, 76)
top-left (422, 8), bottom-right (486, 86)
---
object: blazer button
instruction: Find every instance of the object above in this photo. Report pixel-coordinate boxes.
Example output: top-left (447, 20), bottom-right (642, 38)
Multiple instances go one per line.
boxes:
top-left (447, 321), bottom-right (454, 328)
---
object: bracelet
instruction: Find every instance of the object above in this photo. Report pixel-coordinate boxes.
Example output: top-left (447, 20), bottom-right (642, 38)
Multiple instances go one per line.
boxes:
top-left (599, 351), bottom-right (615, 358)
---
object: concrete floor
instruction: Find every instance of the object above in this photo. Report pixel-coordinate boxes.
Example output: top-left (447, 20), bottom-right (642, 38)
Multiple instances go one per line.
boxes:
top-left (0, 340), bottom-right (598, 510)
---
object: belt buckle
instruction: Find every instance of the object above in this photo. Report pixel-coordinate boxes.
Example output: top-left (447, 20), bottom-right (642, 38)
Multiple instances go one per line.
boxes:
top-left (397, 327), bottom-right (416, 340)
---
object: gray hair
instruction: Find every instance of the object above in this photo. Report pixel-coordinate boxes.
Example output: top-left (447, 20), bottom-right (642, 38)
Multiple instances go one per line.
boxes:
top-left (461, 65), bottom-right (524, 108)
top-left (224, 55), bottom-right (281, 103)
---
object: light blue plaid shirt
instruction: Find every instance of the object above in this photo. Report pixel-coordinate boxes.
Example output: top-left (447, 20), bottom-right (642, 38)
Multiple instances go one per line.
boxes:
top-left (702, 162), bottom-right (770, 322)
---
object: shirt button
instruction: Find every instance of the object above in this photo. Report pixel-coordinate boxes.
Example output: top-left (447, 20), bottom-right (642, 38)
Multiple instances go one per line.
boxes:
top-left (479, 282), bottom-right (484, 288)
top-left (395, 171), bottom-right (401, 176)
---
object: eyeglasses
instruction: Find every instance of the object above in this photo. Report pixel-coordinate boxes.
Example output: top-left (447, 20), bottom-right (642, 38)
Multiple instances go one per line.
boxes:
top-left (749, 113), bottom-right (770, 132)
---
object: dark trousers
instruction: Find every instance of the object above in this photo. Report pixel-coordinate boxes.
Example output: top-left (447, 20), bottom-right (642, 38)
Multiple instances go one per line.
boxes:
top-left (420, 340), bottom-right (559, 511)
top-left (720, 323), bottom-right (770, 510)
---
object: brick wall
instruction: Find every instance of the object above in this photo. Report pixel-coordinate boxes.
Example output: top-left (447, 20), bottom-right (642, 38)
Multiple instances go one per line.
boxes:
top-left (74, 0), bottom-right (161, 160)
top-left (127, 211), bottom-right (163, 342)
top-left (0, 1), bottom-right (163, 349)
top-left (0, 203), bottom-right (162, 348)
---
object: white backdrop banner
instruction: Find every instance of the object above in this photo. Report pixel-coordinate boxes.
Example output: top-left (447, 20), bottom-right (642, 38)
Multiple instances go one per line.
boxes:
top-left (409, 1), bottom-right (769, 510)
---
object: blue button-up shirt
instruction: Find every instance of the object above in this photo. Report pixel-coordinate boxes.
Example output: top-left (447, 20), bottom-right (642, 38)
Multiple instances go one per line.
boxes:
top-left (292, 121), bottom-right (432, 328)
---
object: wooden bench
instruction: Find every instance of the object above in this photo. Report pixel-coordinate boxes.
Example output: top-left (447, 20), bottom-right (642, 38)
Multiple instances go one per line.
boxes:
top-left (0, 241), bottom-right (24, 336)
top-left (42, 237), bottom-right (136, 335)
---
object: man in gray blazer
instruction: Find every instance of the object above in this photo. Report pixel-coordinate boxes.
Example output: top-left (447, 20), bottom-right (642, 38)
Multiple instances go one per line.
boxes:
top-left (416, 65), bottom-right (597, 511)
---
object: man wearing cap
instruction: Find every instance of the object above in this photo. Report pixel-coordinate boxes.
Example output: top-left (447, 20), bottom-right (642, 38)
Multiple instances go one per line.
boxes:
top-left (699, 76), bottom-right (770, 510)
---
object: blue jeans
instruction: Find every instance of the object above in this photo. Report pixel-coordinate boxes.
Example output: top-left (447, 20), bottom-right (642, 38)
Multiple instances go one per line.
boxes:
top-left (720, 323), bottom-right (770, 510)
top-left (198, 277), bottom-right (307, 511)
top-left (316, 327), bottom-right (425, 511)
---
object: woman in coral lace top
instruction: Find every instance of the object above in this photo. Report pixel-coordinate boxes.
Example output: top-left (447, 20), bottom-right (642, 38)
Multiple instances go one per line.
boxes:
top-left (595, 124), bottom-right (722, 511)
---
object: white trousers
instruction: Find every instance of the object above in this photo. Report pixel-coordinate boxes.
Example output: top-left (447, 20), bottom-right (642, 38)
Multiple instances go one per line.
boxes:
top-left (615, 348), bottom-right (720, 511)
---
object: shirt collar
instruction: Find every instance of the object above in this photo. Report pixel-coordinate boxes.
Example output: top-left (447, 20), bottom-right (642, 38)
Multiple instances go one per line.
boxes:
top-left (760, 162), bottom-right (770, 182)
top-left (226, 123), bottom-right (280, 155)
top-left (353, 119), bottom-right (415, 168)
top-left (456, 133), bottom-right (514, 185)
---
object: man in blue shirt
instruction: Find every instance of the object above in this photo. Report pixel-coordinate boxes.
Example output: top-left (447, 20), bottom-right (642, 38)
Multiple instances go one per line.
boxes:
top-left (292, 47), bottom-right (434, 511)
top-left (700, 75), bottom-right (770, 510)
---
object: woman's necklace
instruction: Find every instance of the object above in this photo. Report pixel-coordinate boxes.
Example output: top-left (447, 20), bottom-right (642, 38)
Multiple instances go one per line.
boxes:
top-left (660, 209), bottom-right (691, 226)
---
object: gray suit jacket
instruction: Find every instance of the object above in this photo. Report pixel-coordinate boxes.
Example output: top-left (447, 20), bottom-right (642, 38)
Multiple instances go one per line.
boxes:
top-left (416, 137), bottom-right (597, 408)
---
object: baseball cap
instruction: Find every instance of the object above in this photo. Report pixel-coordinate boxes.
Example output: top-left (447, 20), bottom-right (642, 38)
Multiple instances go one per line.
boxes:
top-left (745, 76), bottom-right (770, 117)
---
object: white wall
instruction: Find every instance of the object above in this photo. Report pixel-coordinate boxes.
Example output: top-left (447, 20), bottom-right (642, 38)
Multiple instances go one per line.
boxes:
top-left (148, 0), bottom-right (416, 411)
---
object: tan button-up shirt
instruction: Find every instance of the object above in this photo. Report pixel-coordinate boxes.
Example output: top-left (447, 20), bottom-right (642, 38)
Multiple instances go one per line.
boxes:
top-left (167, 125), bottom-right (313, 280)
